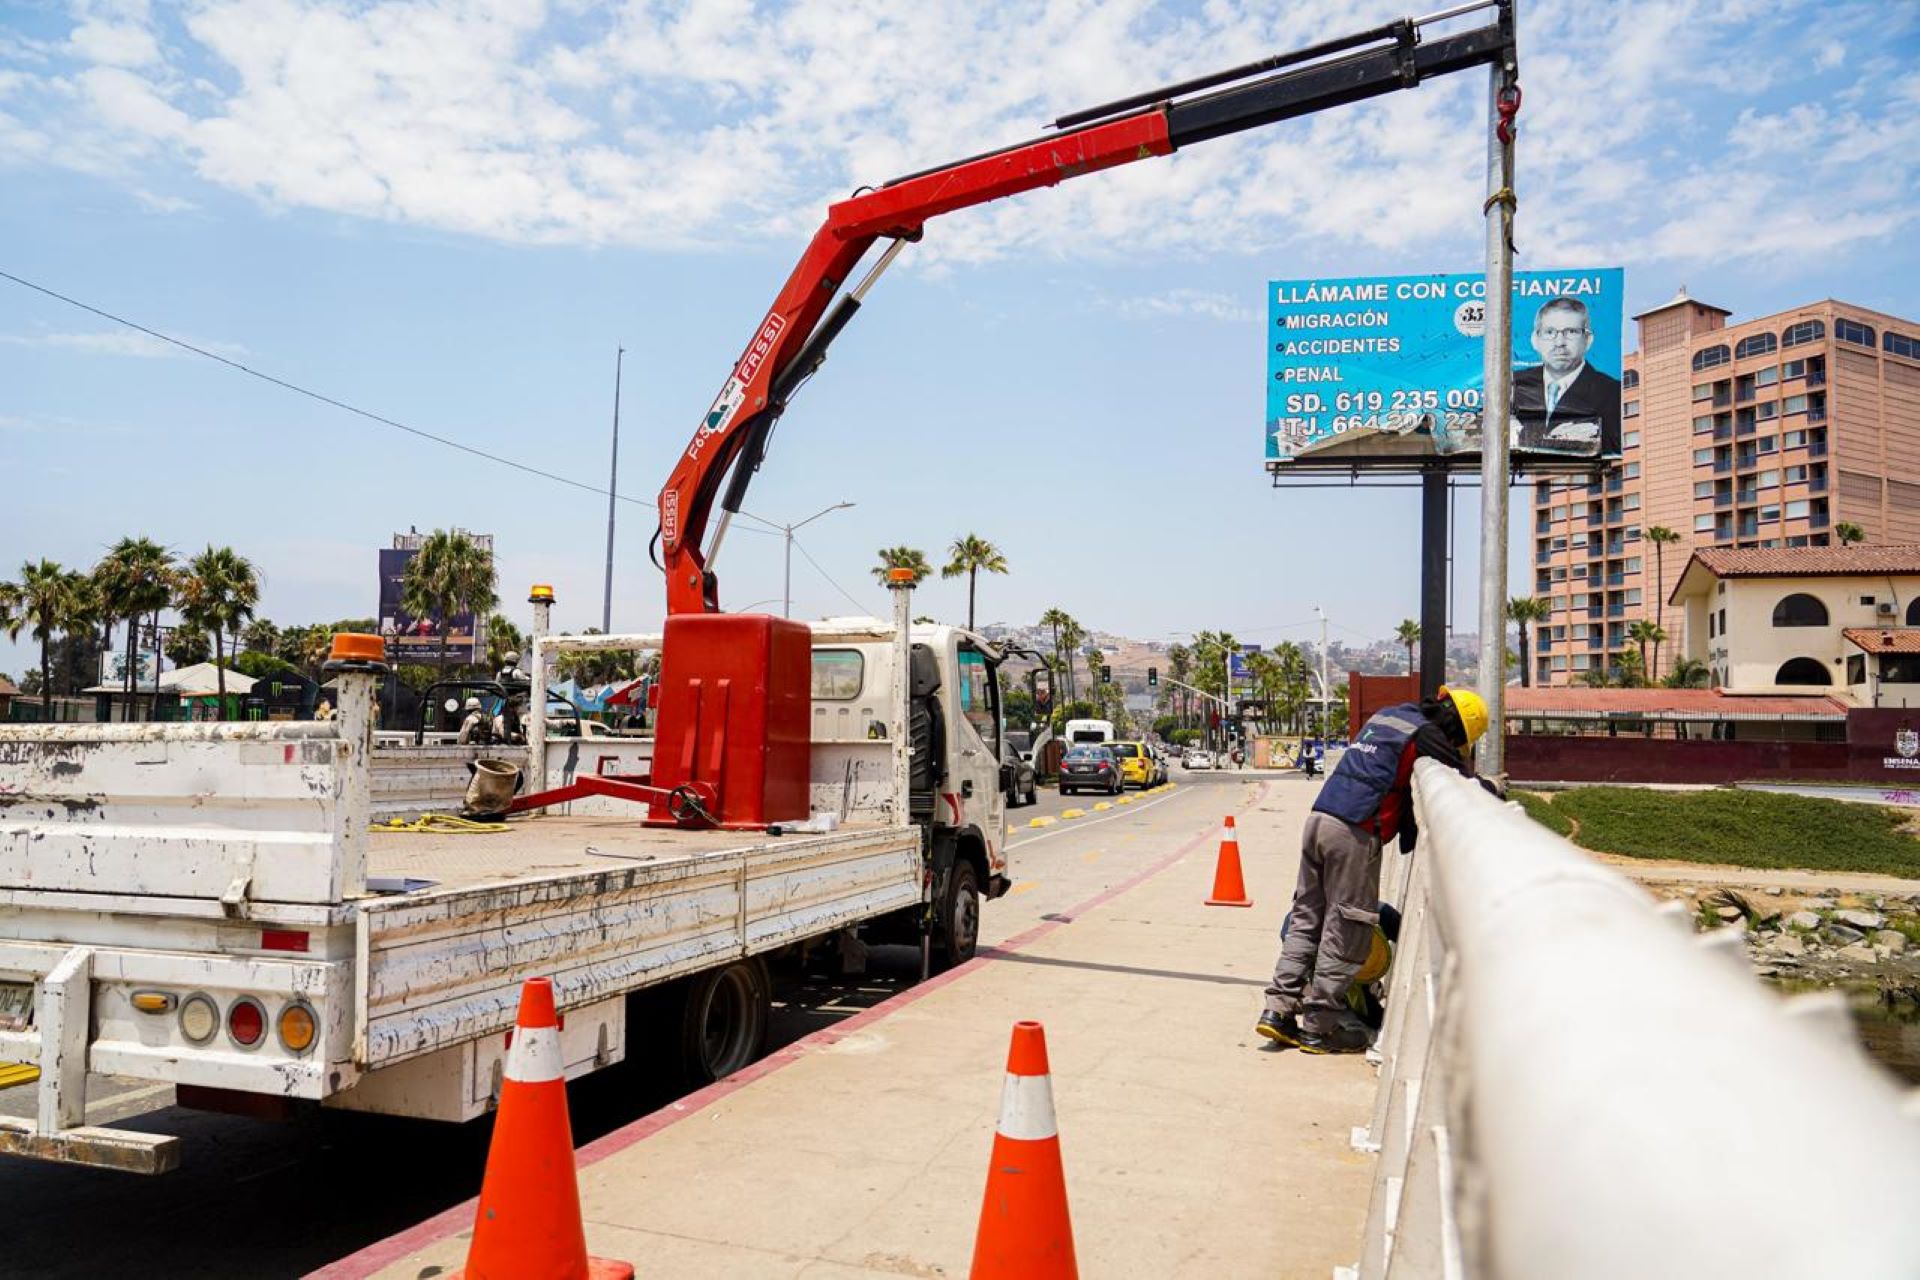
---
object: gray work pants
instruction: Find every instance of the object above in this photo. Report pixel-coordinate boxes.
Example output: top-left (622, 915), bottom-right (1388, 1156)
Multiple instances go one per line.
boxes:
top-left (1263, 811), bottom-right (1383, 1033)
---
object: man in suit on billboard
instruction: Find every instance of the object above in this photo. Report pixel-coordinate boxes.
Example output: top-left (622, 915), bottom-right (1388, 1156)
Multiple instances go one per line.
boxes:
top-left (1511, 296), bottom-right (1620, 457)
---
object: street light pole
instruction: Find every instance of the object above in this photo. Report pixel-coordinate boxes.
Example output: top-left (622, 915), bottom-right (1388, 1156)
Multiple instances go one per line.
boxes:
top-left (602, 346), bottom-right (624, 634)
top-left (1314, 605), bottom-right (1332, 733)
top-left (747, 502), bottom-right (855, 617)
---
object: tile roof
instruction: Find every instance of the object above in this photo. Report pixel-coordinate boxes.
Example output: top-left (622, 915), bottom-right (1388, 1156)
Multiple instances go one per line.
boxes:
top-left (1506, 687), bottom-right (1848, 718)
top-left (1689, 545), bottom-right (1920, 578)
top-left (0, 676), bottom-right (17, 696)
top-left (1842, 628), bottom-right (1920, 654)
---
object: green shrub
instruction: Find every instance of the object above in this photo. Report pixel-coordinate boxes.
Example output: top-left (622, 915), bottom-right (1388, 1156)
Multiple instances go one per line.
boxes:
top-left (1512, 790), bottom-right (1574, 837)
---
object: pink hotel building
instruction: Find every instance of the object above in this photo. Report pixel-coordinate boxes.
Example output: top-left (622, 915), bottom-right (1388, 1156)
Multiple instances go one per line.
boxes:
top-left (1530, 291), bottom-right (1920, 686)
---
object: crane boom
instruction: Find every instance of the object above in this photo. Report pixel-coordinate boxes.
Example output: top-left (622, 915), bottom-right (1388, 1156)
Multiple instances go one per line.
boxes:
top-left (656, 2), bottom-right (1515, 616)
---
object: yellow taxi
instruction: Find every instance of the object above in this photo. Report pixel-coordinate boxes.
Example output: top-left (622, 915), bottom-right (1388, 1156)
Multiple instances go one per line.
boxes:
top-left (1107, 740), bottom-right (1157, 789)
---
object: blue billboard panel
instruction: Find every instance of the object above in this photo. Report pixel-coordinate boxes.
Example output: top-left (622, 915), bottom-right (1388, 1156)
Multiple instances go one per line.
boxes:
top-left (1266, 268), bottom-right (1625, 467)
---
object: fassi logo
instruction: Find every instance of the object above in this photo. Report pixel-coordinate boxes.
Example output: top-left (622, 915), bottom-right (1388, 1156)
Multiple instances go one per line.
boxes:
top-left (738, 312), bottom-right (787, 386)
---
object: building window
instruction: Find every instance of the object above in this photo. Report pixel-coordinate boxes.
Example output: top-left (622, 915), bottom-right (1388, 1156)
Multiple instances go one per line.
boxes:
top-left (1622, 369), bottom-right (1640, 390)
top-left (1771, 593), bottom-right (1829, 627)
top-left (1624, 462), bottom-right (1641, 479)
top-left (1783, 429), bottom-right (1808, 448)
top-left (1835, 318), bottom-right (1876, 347)
top-left (1735, 333), bottom-right (1778, 360)
top-left (1625, 431), bottom-right (1640, 448)
top-left (1774, 656), bottom-right (1831, 686)
top-left (1782, 320), bottom-right (1825, 348)
top-left (1848, 654), bottom-right (1867, 684)
top-left (1624, 493), bottom-right (1641, 510)
top-left (1694, 481), bottom-right (1714, 499)
top-left (1785, 465), bottom-right (1808, 482)
top-left (1756, 365), bottom-right (1779, 387)
top-left (1785, 499), bottom-right (1809, 518)
top-left (1693, 415), bottom-right (1716, 434)
top-left (1692, 383), bottom-right (1715, 403)
top-left (1886, 331), bottom-right (1920, 360)
top-left (1906, 598), bottom-right (1920, 626)
top-left (1860, 595), bottom-right (1876, 606)
top-left (1625, 399), bottom-right (1641, 418)
top-left (1695, 513), bottom-right (1716, 532)
top-left (1755, 401), bottom-right (1779, 421)
top-left (1758, 436), bottom-right (1777, 454)
top-left (1693, 345), bottom-right (1731, 372)
top-left (1693, 448), bottom-right (1713, 465)
top-left (1626, 557), bottom-right (1642, 573)
top-left (1782, 393), bottom-right (1809, 415)
top-left (1759, 505), bottom-right (1780, 522)
top-left (1708, 611), bottom-right (1717, 638)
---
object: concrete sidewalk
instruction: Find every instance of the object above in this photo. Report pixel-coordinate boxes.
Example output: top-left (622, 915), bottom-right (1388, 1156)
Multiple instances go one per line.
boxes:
top-left (327, 783), bottom-right (1375, 1280)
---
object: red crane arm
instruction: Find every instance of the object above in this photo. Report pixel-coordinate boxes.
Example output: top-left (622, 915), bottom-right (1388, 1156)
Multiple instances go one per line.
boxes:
top-left (656, 5), bottom-right (1514, 616)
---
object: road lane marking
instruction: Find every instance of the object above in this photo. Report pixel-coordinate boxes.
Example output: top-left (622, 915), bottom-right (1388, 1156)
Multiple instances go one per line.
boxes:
top-left (1027, 816), bottom-right (1056, 828)
top-left (1009, 881), bottom-right (1040, 896)
top-left (1060, 808), bottom-right (1085, 819)
top-left (1092, 802), bottom-right (1112, 811)
top-left (1008, 787), bottom-right (1182, 851)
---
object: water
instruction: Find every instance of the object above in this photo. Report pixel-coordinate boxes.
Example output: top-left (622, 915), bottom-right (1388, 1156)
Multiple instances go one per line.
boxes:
top-left (1768, 978), bottom-right (1920, 1086)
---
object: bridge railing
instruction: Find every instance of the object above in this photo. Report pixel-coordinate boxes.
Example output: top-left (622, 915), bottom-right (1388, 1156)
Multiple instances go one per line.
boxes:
top-left (1349, 757), bottom-right (1920, 1279)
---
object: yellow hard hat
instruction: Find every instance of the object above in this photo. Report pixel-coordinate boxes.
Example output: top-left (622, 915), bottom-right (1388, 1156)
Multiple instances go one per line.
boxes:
top-left (1356, 927), bottom-right (1393, 985)
top-left (1440, 685), bottom-right (1489, 747)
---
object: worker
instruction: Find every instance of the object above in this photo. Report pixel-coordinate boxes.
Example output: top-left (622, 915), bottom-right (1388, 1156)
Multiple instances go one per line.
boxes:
top-left (1255, 686), bottom-right (1492, 1055)
top-left (456, 696), bottom-right (490, 745)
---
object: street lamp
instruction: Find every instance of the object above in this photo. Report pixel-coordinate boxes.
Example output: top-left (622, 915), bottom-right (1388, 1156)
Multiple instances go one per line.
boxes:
top-left (743, 502), bottom-right (856, 617)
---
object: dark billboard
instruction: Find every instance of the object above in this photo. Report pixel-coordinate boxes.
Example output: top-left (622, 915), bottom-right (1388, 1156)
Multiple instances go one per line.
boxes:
top-left (377, 534), bottom-right (487, 663)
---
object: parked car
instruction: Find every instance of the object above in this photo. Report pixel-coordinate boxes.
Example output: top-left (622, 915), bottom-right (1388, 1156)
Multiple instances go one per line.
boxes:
top-left (1059, 744), bottom-right (1122, 796)
top-left (1002, 741), bottom-right (1038, 807)
top-left (1106, 740), bottom-right (1156, 789)
top-left (1183, 749), bottom-right (1215, 770)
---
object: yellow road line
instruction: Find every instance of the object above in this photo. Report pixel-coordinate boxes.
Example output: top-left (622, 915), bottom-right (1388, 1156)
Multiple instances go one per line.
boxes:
top-left (1009, 880), bottom-right (1040, 896)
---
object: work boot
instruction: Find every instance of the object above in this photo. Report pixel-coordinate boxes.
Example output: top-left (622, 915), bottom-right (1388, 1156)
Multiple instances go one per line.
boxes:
top-left (1297, 1016), bottom-right (1373, 1056)
top-left (1254, 1011), bottom-right (1301, 1047)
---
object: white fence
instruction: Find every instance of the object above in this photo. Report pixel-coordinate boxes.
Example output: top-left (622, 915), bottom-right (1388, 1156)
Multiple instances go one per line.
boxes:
top-left (1349, 757), bottom-right (1920, 1279)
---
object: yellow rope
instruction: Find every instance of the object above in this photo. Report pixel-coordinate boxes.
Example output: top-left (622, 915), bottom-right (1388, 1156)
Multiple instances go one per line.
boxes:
top-left (374, 814), bottom-right (510, 835)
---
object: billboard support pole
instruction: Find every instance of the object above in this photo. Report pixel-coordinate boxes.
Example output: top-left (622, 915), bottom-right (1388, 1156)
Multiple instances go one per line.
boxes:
top-left (1476, 1), bottom-right (1520, 779)
top-left (602, 345), bottom-right (624, 634)
top-left (1420, 466), bottom-right (1449, 700)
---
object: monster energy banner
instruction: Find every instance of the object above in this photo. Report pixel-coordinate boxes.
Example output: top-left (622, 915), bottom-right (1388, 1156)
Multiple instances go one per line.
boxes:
top-left (1266, 267), bottom-right (1625, 467)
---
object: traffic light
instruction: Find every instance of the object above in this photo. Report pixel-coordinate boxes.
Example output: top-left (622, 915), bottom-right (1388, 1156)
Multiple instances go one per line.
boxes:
top-left (1147, 666), bottom-right (1158, 688)
top-left (1100, 664), bottom-right (1113, 684)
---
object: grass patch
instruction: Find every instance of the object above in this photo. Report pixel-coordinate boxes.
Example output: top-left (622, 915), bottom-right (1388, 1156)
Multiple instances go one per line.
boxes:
top-left (1512, 790), bottom-right (1574, 838)
top-left (1547, 787), bottom-right (1920, 879)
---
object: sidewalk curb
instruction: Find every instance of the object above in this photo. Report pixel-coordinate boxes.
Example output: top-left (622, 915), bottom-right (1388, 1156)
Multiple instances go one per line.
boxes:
top-left (312, 783), bottom-right (1272, 1280)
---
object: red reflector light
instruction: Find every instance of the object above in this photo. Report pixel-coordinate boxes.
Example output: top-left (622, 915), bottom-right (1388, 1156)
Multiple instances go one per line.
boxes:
top-left (260, 929), bottom-right (309, 953)
top-left (228, 998), bottom-right (266, 1047)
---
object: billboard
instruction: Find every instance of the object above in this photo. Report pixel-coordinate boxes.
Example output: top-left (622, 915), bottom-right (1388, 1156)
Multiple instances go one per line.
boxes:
top-left (1267, 268), bottom-right (1625, 468)
top-left (377, 530), bottom-right (492, 663)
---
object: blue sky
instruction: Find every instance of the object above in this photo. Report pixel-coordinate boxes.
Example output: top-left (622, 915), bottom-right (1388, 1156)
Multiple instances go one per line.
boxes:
top-left (3, 0), bottom-right (1917, 677)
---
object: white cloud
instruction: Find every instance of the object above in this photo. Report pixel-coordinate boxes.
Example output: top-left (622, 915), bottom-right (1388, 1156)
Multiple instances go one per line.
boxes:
top-left (1105, 288), bottom-right (1259, 323)
top-left (0, 329), bottom-right (246, 358)
top-left (0, 0), bottom-right (1912, 277)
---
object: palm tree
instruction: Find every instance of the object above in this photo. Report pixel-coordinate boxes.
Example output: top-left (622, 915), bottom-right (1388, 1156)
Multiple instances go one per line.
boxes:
top-left (1394, 619), bottom-right (1421, 675)
top-left (241, 618), bottom-right (280, 654)
top-left (1836, 521), bottom-right (1866, 545)
top-left (3, 560), bottom-right (91, 717)
top-left (485, 614), bottom-right (526, 670)
top-left (176, 546), bottom-right (260, 715)
top-left (940, 534), bottom-right (1008, 631)
top-left (1166, 642), bottom-right (1192, 727)
top-left (92, 537), bottom-right (175, 719)
top-left (1507, 597), bottom-right (1551, 688)
top-left (1613, 647), bottom-right (1647, 688)
top-left (1038, 608), bottom-right (1074, 706)
top-left (870, 546), bottom-right (931, 588)
top-left (401, 530), bottom-right (498, 673)
top-left (1627, 619), bottom-right (1667, 680)
top-left (1663, 657), bottom-right (1711, 689)
top-left (1577, 665), bottom-right (1613, 689)
top-left (1644, 525), bottom-right (1682, 677)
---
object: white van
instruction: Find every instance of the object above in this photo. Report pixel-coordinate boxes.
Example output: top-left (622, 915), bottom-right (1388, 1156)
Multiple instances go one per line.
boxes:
top-left (1063, 718), bottom-right (1115, 744)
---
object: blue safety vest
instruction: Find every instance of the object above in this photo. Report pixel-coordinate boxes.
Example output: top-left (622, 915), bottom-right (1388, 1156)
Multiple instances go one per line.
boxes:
top-left (1313, 703), bottom-right (1429, 830)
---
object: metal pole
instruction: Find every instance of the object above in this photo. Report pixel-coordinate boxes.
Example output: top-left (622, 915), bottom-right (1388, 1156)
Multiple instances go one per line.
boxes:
top-left (602, 346), bottom-right (624, 634)
top-left (1318, 606), bottom-right (1332, 733)
top-left (1420, 466), bottom-right (1449, 700)
top-left (527, 586), bottom-right (553, 801)
top-left (783, 525), bottom-right (793, 618)
top-left (1477, 5), bottom-right (1519, 778)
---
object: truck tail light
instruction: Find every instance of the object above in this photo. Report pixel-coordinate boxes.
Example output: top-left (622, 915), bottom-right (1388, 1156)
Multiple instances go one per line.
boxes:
top-left (277, 1002), bottom-right (317, 1055)
top-left (227, 997), bottom-right (266, 1049)
top-left (179, 993), bottom-right (219, 1044)
top-left (260, 929), bottom-right (309, 953)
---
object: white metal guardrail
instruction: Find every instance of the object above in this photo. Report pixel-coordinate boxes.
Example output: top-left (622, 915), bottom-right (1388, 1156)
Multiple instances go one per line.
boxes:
top-left (1348, 757), bottom-right (1920, 1279)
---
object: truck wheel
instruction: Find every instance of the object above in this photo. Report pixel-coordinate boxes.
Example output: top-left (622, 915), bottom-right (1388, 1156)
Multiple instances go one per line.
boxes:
top-left (936, 858), bottom-right (981, 967)
top-left (673, 957), bottom-right (771, 1085)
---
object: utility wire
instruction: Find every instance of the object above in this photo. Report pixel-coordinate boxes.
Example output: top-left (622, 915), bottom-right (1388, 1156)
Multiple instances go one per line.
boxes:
top-left (791, 536), bottom-right (878, 616)
top-left (0, 268), bottom-right (653, 508)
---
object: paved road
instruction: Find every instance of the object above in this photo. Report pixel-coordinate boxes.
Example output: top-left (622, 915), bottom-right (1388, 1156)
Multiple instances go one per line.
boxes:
top-left (0, 770), bottom-right (1274, 1279)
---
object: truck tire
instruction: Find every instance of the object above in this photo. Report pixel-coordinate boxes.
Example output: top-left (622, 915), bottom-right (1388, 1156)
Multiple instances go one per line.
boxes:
top-left (936, 857), bottom-right (981, 967)
top-left (672, 957), bottom-right (771, 1085)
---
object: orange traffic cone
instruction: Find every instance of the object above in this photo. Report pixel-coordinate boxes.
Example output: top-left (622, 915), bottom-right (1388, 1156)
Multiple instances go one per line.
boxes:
top-left (452, 978), bottom-right (633, 1280)
top-left (1205, 814), bottom-right (1253, 907)
top-left (971, 1021), bottom-right (1078, 1279)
